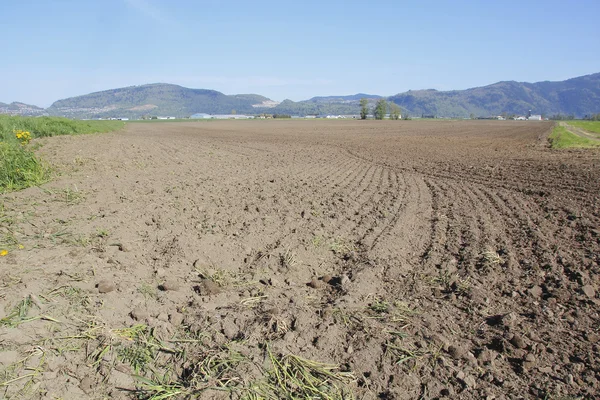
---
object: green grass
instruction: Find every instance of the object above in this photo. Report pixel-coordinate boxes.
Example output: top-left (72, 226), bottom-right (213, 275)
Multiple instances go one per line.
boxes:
top-left (0, 141), bottom-right (49, 191)
top-left (567, 120), bottom-right (600, 135)
top-left (0, 115), bottom-right (124, 193)
top-left (549, 125), bottom-right (600, 149)
top-left (0, 115), bottom-right (124, 138)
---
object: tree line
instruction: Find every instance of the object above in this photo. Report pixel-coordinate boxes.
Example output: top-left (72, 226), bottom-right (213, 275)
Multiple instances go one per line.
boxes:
top-left (359, 98), bottom-right (406, 120)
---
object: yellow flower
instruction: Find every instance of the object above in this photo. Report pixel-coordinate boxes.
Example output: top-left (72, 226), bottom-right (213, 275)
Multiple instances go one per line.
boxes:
top-left (0, 250), bottom-right (8, 256)
top-left (18, 244), bottom-right (24, 249)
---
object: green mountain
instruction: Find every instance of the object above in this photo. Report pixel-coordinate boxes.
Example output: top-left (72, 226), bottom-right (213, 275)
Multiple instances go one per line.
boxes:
top-left (6, 72), bottom-right (600, 119)
top-left (388, 73), bottom-right (600, 118)
top-left (47, 83), bottom-right (273, 118)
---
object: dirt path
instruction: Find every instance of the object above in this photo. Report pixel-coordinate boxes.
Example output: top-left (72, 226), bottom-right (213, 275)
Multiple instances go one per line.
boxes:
top-left (1, 120), bottom-right (599, 399)
top-left (561, 121), bottom-right (600, 141)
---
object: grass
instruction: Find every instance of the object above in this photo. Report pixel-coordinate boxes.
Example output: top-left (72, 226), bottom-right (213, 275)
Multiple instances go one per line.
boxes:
top-left (549, 124), bottom-right (600, 149)
top-left (0, 115), bottom-right (124, 193)
top-left (0, 141), bottom-right (48, 192)
top-left (567, 120), bottom-right (600, 135)
top-left (0, 115), bottom-right (124, 138)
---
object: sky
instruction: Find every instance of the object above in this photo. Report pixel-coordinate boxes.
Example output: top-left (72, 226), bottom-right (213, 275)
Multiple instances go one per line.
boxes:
top-left (1, 0), bottom-right (599, 107)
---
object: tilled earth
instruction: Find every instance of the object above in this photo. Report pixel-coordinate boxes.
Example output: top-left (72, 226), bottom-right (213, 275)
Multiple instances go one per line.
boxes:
top-left (0, 120), bottom-right (599, 399)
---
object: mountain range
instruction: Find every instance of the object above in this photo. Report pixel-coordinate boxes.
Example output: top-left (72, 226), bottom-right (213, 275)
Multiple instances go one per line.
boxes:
top-left (2, 72), bottom-right (599, 119)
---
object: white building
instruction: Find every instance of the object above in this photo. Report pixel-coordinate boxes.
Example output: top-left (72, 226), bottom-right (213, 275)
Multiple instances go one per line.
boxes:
top-left (190, 113), bottom-right (212, 119)
top-left (528, 115), bottom-right (542, 121)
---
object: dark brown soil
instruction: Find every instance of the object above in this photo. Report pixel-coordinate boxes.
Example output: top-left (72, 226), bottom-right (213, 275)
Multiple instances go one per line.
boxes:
top-left (1, 120), bottom-right (599, 399)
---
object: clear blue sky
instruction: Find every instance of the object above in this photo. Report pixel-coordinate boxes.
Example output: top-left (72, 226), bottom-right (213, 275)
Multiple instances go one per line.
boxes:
top-left (1, 0), bottom-right (599, 107)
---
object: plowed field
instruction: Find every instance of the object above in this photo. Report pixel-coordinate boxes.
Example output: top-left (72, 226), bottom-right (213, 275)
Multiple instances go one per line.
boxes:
top-left (1, 120), bottom-right (599, 399)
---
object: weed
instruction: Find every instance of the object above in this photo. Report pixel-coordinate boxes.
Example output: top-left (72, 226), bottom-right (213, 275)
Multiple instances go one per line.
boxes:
top-left (311, 235), bottom-right (325, 247)
top-left (118, 342), bottom-right (156, 374)
top-left (367, 299), bottom-right (392, 314)
top-left (480, 250), bottom-right (503, 269)
top-left (363, 296), bottom-right (416, 324)
top-left (329, 237), bottom-right (355, 255)
top-left (63, 233), bottom-right (91, 247)
top-left (0, 231), bottom-right (19, 248)
top-left (196, 266), bottom-right (256, 289)
top-left (279, 247), bottom-right (297, 269)
top-left (196, 267), bottom-right (229, 287)
top-left (96, 228), bottom-right (109, 238)
top-left (138, 283), bottom-right (159, 300)
top-left (61, 186), bottom-right (85, 205)
top-left (427, 271), bottom-right (471, 296)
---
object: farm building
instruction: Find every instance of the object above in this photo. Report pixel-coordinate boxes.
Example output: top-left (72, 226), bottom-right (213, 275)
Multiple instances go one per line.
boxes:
top-left (190, 113), bottom-right (213, 119)
top-left (528, 115), bottom-right (542, 121)
top-left (212, 114), bottom-right (254, 119)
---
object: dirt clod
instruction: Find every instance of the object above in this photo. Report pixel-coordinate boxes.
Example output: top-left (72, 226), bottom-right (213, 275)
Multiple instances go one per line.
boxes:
top-left (97, 280), bottom-right (116, 293)
top-left (130, 307), bottom-right (150, 321)
top-left (307, 278), bottom-right (324, 289)
top-left (79, 376), bottom-right (94, 394)
top-left (159, 280), bottom-right (180, 291)
top-left (581, 284), bottom-right (596, 298)
top-left (169, 312), bottom-right (184, 326)
top-left (528, 285), bottom-right (543, 298)
top-left (193, 279), bottom-right (221, 296)
top-left (510, 334), bottom-right (526, 349)
top-left (448, 344), bottom-right (466, 359)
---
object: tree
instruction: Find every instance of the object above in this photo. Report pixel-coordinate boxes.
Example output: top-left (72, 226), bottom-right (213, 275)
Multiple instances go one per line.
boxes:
top-left (360, 98), bottom-right (369, 120)
top-left (374, 99), bottom-right (387, 120)
top-left (389, 103), bottom-right (401, 120)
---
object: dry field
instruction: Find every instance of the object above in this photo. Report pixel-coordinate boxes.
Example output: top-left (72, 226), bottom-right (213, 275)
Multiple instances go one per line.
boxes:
top-left (1, 120), bottom-right (599, 399)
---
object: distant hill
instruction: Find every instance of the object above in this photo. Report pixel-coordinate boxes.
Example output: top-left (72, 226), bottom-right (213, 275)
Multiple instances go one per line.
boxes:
top-left (265, 94), bottom-right (383, 116)
top-left (307, 93), bottom-right (382, 103)
top-left (47, 84), bottom-right (274, 118)
top-left (3, 72), bottom-right (600, 118)
top-left (388, 73), bottom-right (600, 118)
top-left (0, 102), bottom-right (46, 116)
